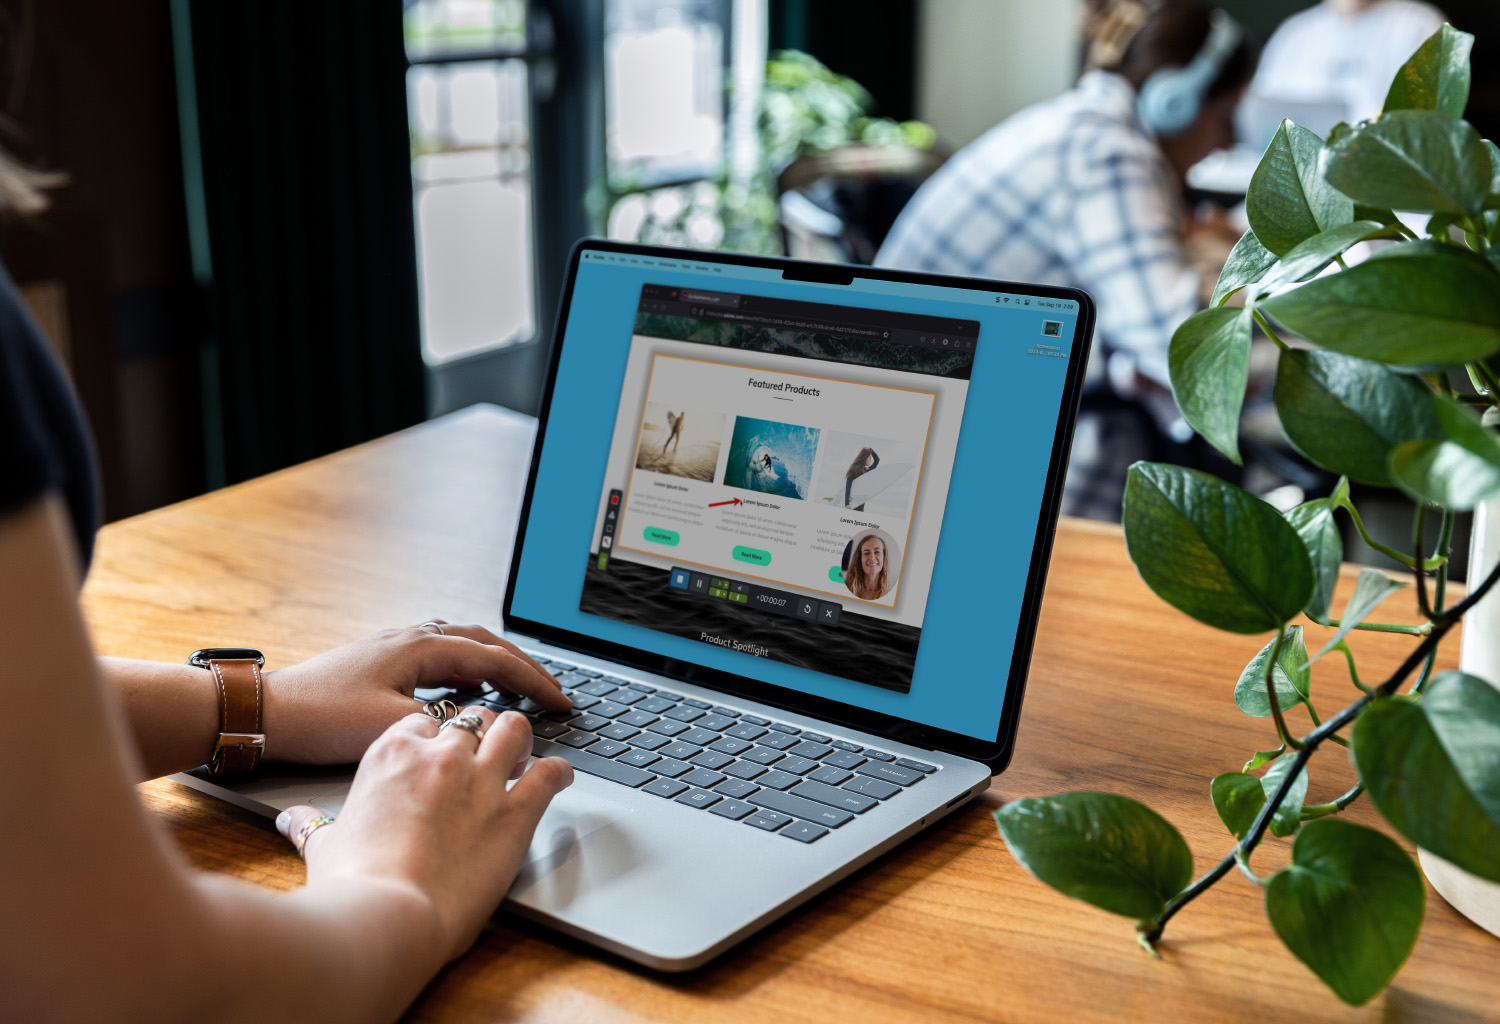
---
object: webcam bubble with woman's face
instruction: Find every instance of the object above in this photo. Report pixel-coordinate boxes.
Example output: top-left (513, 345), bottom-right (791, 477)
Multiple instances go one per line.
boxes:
top-left (842, 529), bottom-right (901, 601)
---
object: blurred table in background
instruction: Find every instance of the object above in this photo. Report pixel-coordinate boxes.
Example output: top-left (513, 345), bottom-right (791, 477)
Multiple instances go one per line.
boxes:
top-left (82, 404), bottom-right (1498, 1023)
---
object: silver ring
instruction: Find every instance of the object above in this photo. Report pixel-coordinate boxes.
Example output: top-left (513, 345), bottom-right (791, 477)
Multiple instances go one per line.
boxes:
top-left (422, 698), bottom-right (458, 723)
top-left (418, 621), bottom-right (446, 635)
top-left (439, 713), bottom-right (485, 742)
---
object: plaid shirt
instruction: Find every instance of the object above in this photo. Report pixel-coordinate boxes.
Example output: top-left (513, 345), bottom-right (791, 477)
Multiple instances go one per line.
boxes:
top-left (876, 70), bottom-right (1199, 391)
top-left (876, 71), bottom-right (1201, 519)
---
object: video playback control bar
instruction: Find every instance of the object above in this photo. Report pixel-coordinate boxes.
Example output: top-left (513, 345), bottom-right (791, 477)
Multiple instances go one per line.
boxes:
top-left (668, 567), bottom-right (842, 628)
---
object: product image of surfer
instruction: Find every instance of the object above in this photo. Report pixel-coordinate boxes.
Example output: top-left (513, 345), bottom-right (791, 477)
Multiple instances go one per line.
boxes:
top-left (844, 530), bottom-right (898, 601)
top-left (634, 402), bottom-right (725, 482)
top-left (844, 447), bottom-right (880, 508)
top-left (722, 416), bottom-right (819, 500)
top-left (662, 410), bottom-right (684, 453)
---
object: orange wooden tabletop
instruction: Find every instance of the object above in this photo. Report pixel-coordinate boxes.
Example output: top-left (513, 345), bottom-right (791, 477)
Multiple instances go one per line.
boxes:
top-left (82, 405), bottom-right (1499, 1023)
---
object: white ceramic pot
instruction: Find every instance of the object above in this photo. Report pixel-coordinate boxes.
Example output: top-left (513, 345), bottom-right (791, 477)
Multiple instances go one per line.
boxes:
top-left (1417, 478), bottom-right (1500, 937)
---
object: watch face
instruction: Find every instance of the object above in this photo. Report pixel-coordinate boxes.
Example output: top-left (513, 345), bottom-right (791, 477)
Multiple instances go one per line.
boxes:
top-left (187, 648), bottom-right (266, 668)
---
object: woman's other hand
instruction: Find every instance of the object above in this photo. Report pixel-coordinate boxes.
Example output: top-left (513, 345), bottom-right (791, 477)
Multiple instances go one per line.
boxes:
top-left (278, 708), bottom-right (574, 962)
top-left (263, 623), bottom-right (570, 764)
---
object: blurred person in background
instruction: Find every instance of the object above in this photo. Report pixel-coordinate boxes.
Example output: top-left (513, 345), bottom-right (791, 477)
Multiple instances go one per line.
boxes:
top-left (877, 0), bottom-right (1257, 520)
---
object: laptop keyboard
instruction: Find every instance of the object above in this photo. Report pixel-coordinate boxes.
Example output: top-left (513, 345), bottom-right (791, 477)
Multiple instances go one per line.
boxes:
top-left (452, 655), bottom-right (938, 844)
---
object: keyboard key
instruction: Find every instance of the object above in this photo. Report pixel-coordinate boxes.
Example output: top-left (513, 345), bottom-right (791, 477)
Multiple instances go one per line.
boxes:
top-left (649, 757), bottom-right (692, 778)
top-left (574, 668), bottom-right (603, 678)
top-left (775, 755), bottom-right (819, 775)
top-left (548, 661), bottom-right (576, 673)
top-left (644, 778), bottom-right (689, 799)
top-left (759, 732), bottom-right (800, 751)
top-left (617, 710), bottom-right (658, 729)
top-left (635, 696), bottom-right (675, 714)
top-left (758, 770), bottom-right (800, 791)
top-left (570, 713), bottom-right (612, 733)
top-left (696, 714), bottom-right (736, 732)
top-left (631, 732), bottom-right (670, 751)
top-left (716, 778), bottom-right (759, 799)
top-left (540, 708), bottom-right (579, 723)
top-left (528, 654), bottom-right (552, 664)
top-left (709, 736), bottom-right (754, 756)
top-left (602, 675), bottom-right (631, 686)
top-left (681, 768), bottom-right (726, 789)
top-left (590, 739), bottom-right (631, 758)
top-left (555, 673), bottom-right (592, 689)
top-left (823, 750), bottom-right (867, 770)
top-left (863, 750), bottom-right (895, 762)
top-left (743, 747), bottom-right (785, 766)
top-left (576, 680), bottom-right (618, 697)
top-left (675, 788), bottom-right (721, 809)
top-left (530, 720), bottom-right (571, 739)
top-left (665, 706), bottom-right (705, 722)
top-left (619, 750), bottom-right (663, 770)
top-left (740, 714), bottom-right (770, 726)
top-left (749, 789), bottom-right (854, 829)
top-left (722, 761), bottom-right (766, 780)
top-left (768, 723), bottom-right (800, 735)
top-left (855, 762), bottom-right (923, 786)
top-left (592, 700), bottom-right (630, 718)
top-left (709, 799), bottom-right (755, 820)
top-left (607, 689), bottom-right (647, 706)
top-left (830, 739), bottom-right (863, 752)
top-left (666, 727), bottom-right (708, 747)
top-left (597, 723), bottom-right (640, 742)
top-left (567, 693), bottom-right (602, 711)
top-left (789, 741), bottom-right (833, 760)
top-left (792, 779), bottom-right (877, 814)
top-left (532, 737), bottom-right (651, 788)
top-left (626, 682), bottom-right (656, 693)
top-left (710, 707), bottom-right (740, 718)
top-left (648, 719), bottom-right (690, 737)
top-left (661, 741), bottom-right (702, 761)
top-left (801, 731), bottom-right (832, 744)
top-left (780, 821), bottom-right (830, 843)
top-left (558, 731), bottom-right (598, 749)
top-left (691, 750), bottom-right (734, 771)
top-left (725, 723), bottom-right (767, 741)
top-left (844, 776), bottom-right (900, 800)
top-left (681, 697), bottom-right (713, 710)
top-left (895, 758), bottom-right (938, 774)
top-left (744, 811), bottom-right (791, 832)
top-left (808, 765), bottom-right (853, 786)
top-left (515, 698), bottom-right (545, 715)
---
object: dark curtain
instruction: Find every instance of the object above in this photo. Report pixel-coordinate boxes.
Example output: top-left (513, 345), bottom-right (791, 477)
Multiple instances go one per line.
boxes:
top-left (173, 0), bottom-right (425, 487)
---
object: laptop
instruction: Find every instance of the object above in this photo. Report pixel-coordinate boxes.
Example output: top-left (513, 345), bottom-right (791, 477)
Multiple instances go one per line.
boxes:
top-left (179, 240), bottom-right (1095, 970)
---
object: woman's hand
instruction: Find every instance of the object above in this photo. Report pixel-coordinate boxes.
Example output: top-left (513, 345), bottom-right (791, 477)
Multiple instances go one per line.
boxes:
top-left (278, 708), bottom-right (574, 962)
top-left (263, 623), bottom-right (570, 764)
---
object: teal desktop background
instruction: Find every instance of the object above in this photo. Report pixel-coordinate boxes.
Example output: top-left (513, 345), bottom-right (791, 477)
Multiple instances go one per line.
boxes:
top-left (510, 250), bottom-right (1079, 743)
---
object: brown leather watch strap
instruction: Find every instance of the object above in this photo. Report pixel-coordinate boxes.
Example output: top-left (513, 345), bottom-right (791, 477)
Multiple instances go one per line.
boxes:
top-left (208, 658), bottom-right (266, 775)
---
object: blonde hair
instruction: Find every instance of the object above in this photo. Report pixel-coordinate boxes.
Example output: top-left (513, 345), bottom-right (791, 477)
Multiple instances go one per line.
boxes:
top-left (0, 144), bottom-right (63, 217)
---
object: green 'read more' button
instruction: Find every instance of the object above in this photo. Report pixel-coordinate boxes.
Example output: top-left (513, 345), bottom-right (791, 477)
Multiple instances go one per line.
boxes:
top-left (643, 526), bottom-right (680, 546)
top-left (732, 546), bottom-right (771, 567)
top-left (828, 565), bottom-right (844, 583)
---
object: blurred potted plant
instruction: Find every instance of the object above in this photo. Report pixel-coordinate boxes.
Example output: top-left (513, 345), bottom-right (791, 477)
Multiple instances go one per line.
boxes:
top-left (590, 50), bottom-right (937, 255)
top-left (995, 24), bottom-right (1500, 1006)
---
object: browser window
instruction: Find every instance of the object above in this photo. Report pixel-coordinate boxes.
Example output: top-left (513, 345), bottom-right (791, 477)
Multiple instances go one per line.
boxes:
top-left (581, 285), bottom-right (978, 694)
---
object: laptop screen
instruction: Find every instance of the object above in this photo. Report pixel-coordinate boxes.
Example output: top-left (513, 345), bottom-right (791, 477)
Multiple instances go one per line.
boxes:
top-left (508, 243), bottom-right (1090, 753)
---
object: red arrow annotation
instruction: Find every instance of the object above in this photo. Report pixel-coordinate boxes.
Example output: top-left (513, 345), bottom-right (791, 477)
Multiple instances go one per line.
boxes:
top-left (707, 498), bottom-right (742, 508)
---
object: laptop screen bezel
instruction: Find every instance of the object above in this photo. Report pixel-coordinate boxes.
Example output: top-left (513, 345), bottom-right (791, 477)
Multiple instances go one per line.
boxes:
top-left (503, 239), bottom-right (1095, 774)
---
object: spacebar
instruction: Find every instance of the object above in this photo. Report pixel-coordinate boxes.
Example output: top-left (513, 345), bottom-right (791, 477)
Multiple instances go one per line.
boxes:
top-left (533, 737), bottom-right (652, 788)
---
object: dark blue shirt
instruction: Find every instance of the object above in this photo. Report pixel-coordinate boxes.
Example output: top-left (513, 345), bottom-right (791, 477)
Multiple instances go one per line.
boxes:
top-left (0, 261), bottom-right (100, 574)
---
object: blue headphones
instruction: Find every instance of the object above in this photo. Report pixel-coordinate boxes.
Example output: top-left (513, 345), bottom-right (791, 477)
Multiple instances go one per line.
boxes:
top-left (1136, 8), bottom-right (1243, 137)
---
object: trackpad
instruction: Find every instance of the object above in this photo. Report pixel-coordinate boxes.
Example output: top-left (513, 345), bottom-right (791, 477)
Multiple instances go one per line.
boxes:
top-left (519, 774), bottom-right (633, 872)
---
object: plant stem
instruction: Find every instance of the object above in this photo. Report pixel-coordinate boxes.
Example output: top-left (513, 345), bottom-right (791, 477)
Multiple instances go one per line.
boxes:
top-left (1414, 507), bottom-right (1434, 621)
top-left (1335, 640), bottom-right (1370, 692)
top-left (1251, 310), bottom-right (1291, 352)
top-left (1140, 555), bottom-right (1500, 946)
top-left (1300, 783), bottom-right (1364, 820)
top-left (1338, 498), bottom-right (1444, 570)
top-left (1263, 627), bottom-right (1304, 750)
top-left (1334, 253), bottom-right (1349, 270)
top-left (1325, 619), bottom-right (1432, 635)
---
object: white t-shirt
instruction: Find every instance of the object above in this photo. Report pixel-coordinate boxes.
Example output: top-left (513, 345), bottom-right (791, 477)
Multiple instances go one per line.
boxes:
top-left (1250, 1), bottom-right (1447, 124)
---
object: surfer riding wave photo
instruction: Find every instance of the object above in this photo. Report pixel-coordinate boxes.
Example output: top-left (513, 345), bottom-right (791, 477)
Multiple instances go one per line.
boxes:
top-left (722, 417), bottom-right (820, 500)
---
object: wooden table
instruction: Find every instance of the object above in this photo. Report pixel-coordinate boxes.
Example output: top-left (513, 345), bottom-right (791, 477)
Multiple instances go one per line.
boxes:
top-left (83, 405), bottom-right (1499, 1023)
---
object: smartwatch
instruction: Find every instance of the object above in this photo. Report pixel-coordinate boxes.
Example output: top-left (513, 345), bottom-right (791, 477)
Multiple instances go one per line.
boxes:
top-left (187, 648), bottom-right (267, 775)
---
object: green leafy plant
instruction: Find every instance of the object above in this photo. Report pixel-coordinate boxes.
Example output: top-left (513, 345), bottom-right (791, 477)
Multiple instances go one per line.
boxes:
top-left (995, 25), bottom-right (1500, 1006)
top-left (590, 50), bottom-right (935, 255)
